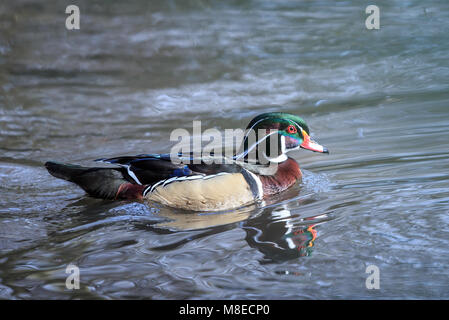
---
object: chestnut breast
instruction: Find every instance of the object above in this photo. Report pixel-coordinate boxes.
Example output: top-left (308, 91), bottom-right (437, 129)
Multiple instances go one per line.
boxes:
top-left (258, 158), bottom-right (302, 196)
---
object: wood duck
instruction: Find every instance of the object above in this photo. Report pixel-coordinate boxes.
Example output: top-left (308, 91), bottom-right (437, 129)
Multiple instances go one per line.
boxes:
top-left (45, 112), bottom-right (328, 211)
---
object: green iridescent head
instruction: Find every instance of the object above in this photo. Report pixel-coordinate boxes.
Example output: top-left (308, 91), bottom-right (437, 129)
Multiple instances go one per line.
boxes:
top-left (239, 112), bottom-right (328, 163)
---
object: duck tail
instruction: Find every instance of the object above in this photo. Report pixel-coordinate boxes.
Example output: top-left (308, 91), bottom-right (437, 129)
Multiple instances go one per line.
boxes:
top-left (44, 161), bottom-right (144, 200)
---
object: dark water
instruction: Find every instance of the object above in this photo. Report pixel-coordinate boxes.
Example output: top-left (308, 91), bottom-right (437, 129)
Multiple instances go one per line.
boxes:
top-left (1, 0), bottom-right (449, 299)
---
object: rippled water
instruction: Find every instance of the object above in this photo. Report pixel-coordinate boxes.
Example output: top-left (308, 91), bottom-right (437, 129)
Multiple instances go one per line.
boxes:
top-left (1, 0), bottom-right (449, 299)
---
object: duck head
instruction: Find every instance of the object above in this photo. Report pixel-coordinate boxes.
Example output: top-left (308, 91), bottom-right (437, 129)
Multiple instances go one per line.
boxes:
top-left (237, 112), bottom-right (328, 164)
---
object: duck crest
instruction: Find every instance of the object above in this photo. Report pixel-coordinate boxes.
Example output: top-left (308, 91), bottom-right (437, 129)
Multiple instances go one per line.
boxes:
top-left (258, 157), bottom-right (302, 196)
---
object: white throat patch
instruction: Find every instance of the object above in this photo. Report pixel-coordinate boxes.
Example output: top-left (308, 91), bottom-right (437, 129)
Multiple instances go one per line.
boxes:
top-left (266, 135), bottom-right (288, 163)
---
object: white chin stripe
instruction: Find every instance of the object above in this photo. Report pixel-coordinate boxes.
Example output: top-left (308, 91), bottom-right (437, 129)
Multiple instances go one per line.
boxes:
top-left (265, 135), bottom-right (288, 163)
top-left (281, 135), bottom-right (286, 154)
top-left (267, 153), bottom-right (288, 163)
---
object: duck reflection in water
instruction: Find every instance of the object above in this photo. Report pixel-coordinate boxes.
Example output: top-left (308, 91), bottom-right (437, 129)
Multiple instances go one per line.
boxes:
top-left (53, 197), bottom-right (330, 263)
top-left (150, 201), bottom-right (331, 262)
top-left (242, 206), bottom-right (326, 262)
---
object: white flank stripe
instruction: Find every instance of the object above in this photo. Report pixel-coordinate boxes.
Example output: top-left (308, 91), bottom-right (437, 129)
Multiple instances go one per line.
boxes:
top-left (125, 165), bottom-right (142, 185)
top-left (149, 180), bottom-right (165, 193)
top-left (162, 176), bottom-right (179, 187)
top-left (143, 185), bottom-right (153, 197)
top-left (246, 170), bottom-right (264, 200)
top-left (144, 174), bottom-right (214, 196)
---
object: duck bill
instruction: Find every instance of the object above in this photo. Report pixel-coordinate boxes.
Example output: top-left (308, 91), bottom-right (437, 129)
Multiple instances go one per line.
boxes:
top-left (300, 131), bottom-right (329, 154)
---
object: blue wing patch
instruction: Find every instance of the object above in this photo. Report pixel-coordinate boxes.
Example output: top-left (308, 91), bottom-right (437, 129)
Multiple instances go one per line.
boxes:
top-left (170, 165), bottom-right (192, 177)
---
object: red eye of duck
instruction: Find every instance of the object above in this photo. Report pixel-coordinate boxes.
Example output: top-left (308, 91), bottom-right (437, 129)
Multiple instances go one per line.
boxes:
top-left (286, 125), bottom-right (297, 134)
